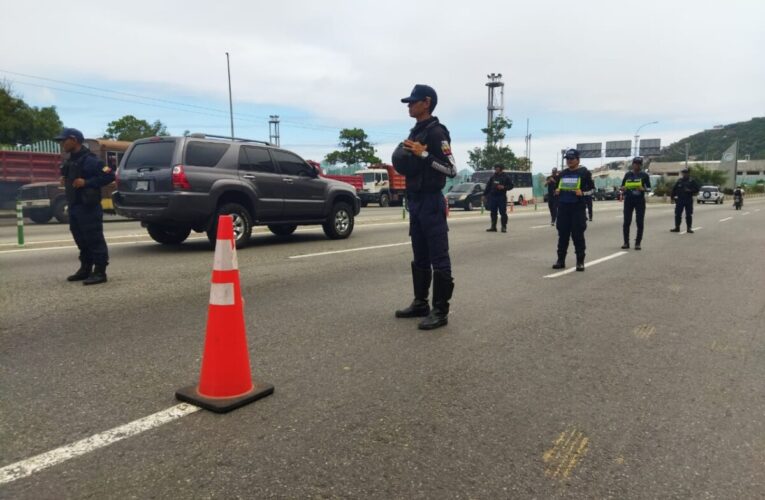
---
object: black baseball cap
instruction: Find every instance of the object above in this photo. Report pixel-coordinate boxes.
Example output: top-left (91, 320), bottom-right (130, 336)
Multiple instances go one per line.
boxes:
top-left (632, 156), bottom-right (644, 164)
top-left (401, 84), bottom-right (438, 107)
top-left (54, 127), bottom-right (85, 143)
top-left (564, 148), bottom-right (580, 160)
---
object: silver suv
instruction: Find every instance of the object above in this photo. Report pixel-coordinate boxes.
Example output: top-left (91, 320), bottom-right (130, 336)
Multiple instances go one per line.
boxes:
top-left (698, 186), bottom-right (725, 204)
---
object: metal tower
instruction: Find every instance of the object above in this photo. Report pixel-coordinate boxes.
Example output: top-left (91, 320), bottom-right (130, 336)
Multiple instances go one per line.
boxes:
top-left (486, 73), bottom-right (505, 146)
top-left (268, 115), bottom-right (280, 147)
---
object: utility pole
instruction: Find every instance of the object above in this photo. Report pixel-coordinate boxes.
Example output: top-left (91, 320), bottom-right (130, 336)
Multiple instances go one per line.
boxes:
top-left (485, 73), bottom-right (505, 147)
top-left (524, 118), bottom-right (532, 170)
top-left (268, 115), bottom-right (281, 147)
top-left (684, 143), bottom-right (690, 169)
top-left (634, 121), bottom-right (658, 157)
top-left (225, 52), bottom-right (235, 140)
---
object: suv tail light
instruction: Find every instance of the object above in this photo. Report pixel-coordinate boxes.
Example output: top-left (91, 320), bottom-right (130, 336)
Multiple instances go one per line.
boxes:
top-left (172, 165), bottom-right (191, 190)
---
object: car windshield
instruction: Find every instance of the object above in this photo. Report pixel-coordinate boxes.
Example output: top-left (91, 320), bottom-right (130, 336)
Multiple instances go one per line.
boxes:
top-left (450, 183), bottom-right (473, 193)
top-left (701, 187), bottom-right (718, 192)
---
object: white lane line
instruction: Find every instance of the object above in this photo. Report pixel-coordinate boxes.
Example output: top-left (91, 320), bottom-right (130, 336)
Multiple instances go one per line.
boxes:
top-left (0, 404), bottom-right (200, 486)
top-left (544, 251), bottom-right (628, 279)
top-left (679, 227), bottom-right (703, 235)
top-left (0, 233), bottom-right (152, 248)
top-left (0, 237), bottom-right (209, 255)
top-left (755, 209), bottom-right (761, 212)
top-left (530, 225), bottom-right (552, 229)
top-left (719, 217), bottom-right (733, 222)
top-left (289, 242), bottom-right (410, 259)
top-left (742, 212), bottom-right (750, 216)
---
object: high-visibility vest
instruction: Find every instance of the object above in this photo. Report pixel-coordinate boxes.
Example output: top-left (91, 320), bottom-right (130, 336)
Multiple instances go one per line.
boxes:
top-left (624, 180), bottom-right (643, 190)
top-left (558, 175), bottom-right (581, 191)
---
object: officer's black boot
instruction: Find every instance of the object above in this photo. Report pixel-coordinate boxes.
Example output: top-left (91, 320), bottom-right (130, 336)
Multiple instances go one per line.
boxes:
top-left (486, 214), bottom-right (497, 232)
top-left (67, 261), bottom-right (92, 282)
top-left (501, 224), bottom-right (507, 233)
top-left (418, 270), bottom-right (454, 330)
top-left (552, 252), bottom-right (566, 269)
top-left (686, 215), bottom-right (694, 233)
top-left (83, 265), bottom-right (108, 286)
top-left (395, 263), bottom-right (431, 318)
top-left (622, 227), bottom-right (630, 249)
top-left (576, 253), bottom-right (585, 272)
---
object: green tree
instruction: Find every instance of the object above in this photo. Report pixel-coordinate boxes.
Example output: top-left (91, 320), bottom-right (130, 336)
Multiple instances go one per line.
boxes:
top-left (324, 128), bottom-right (381, 166)
top-left (103, 115), bottom-right (169, 141)
top-left (0, 81), bottom-right (63, 145)
top-left (688, 164), bottom-right (729, 186)
top-left (467, 116), bottom-right (520, 171)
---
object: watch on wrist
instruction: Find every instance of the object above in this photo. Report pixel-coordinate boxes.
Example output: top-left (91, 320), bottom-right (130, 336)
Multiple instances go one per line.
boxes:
top-left (419, 151), bottom-right (429, 159)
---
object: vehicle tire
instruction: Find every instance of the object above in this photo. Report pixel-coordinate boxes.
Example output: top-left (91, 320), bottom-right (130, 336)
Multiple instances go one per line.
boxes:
top-left (207, 202), bottom-right (253, 249)
top-left (28, 209), bottom-right (52, 224)
top-left (379, 193), bottom-right (390, 207)
top-left (147, 223), bottom-right (191, 245)
top-left (268, 224), bottom-right (297, 236)
top-left (465, 200), bottom-right (473, 211)
top-left (360, 200), bottom-right (368, 208)
top-left (53, 197), bottom-right (69, 224)
top-left (323, 202), bottom-right (354, 240)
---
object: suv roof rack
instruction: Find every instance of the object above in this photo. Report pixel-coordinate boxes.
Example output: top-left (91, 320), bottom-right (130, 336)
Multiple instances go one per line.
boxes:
top-left (187, 133), bottom-right (271, 145)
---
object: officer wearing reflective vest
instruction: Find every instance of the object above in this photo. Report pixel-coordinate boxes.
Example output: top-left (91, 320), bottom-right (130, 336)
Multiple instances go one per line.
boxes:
top-left (552, 148), bottom-right (595, 271)
top-left (55, 128), bottom-right (115, 285)
top-left (620, 157), bottom-right (651, 250)
top-left (483, 163), bottom-right (513, 233)
top-left (670, 167), bottom-right (700, 233)
top-left (391, 85), bottom-right (457, 330)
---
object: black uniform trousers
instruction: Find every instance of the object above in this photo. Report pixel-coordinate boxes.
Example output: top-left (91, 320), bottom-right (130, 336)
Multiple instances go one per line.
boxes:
top-left (408, 192), bottom-right (451, 274)
top-left (547, 196), bottom-right (558, 223)
top-left (69, 203), bottom-right (109, 267)
top-left (623, 197), bottom-right (646, 244)
top-left (556, 202), bottom-right (587, 257)
top-left (488, 194), bottom-right (508, 227)
top-left (674, 198), bottom-right (694, 229)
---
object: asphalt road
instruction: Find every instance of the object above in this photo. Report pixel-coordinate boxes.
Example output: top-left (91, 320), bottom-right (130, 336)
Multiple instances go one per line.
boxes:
top-left (1, 200), bottom-right (764, 499)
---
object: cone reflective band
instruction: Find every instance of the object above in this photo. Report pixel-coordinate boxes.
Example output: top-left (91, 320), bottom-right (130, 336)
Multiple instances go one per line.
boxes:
top-left (176, 215), bottom-right (274, 413)
top-left (558, 176), bottom-right (581, 191)
top-left (624, 180), bottom-right (643, 190)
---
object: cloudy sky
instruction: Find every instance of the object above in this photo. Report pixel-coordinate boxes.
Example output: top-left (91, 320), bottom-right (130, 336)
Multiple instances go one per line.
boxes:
top-left (3, 0), bottom-right (763, 172)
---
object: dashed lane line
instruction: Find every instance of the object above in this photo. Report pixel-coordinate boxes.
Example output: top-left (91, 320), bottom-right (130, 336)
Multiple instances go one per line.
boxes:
top-left (543, 251), bottom-right (628, 279)
top-left (719, 217), bottom-right (733, 222)
top-left (289, 242), bottom-right (410, 259)
top-left (680, 227), bottom-right (703, 235)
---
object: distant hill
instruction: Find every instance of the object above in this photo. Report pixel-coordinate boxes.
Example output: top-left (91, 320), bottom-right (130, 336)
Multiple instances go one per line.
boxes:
top-left (656, 117), bottom-right (765, 161)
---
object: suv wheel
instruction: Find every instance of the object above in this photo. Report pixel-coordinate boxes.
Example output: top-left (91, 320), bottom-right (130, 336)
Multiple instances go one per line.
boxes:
top-left (465, 200), bottom-right (473, 211)
top-left (379, 193), bottom-right (390, 207)
top-left (147, 223), bottom-right (191, 245)
top-left (323, 202), bottom-right (354, 239)
top-left (28, 208), bottom-right (52, 224)
top-left (268, 224), bottom-right (297, 236)
top-left (207, 202), bottom-right (253, 249)
top-left (53, 198), bottom-right (69, 224)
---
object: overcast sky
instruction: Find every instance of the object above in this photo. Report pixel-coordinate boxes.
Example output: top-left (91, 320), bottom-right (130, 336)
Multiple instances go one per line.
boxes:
top-left (3, 0), bottom-right (763, 172)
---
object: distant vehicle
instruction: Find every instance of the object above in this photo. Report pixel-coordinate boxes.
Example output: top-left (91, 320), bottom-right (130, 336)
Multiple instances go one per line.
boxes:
top-left (113, 134), bottom-right (360, 248)
top-left (446, 182), bottom-right (485, 210)
top-left (698, 186), bottom-right (725, 204)
top-left (307, 161), bottom-right (363, 193)
top-left (470, 169), bottom-right (533, 204)
top-left (594, 189), bottom-right (620, 201)
top-left (15, 139), bottom-right (130, 224)
top-left (355, 164), bottom-right (406, 207)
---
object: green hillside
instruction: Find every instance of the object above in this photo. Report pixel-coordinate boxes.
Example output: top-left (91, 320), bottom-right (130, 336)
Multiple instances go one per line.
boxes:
top-left (657, 117), bottom-right (765, 161)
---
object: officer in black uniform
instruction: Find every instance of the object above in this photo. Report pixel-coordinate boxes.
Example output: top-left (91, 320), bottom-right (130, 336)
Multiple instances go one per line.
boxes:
top-left (620, 157), bottom-right (651, 249)
top-left (545, 167), bottom-right (560, 226)
top-left (392, 84), bottom-right (457, 330)
top-left (670, 167), bottom-right (700, 233)
top-left (55, 128), bottom-right (115, 285)
top-left (483, 163), bottom-right (513, 233)
top-left (552, 148), bottom-right (595, 271)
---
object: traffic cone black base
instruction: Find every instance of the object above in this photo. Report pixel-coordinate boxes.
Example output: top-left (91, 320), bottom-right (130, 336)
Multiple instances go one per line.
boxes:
top-left (176, 382), bottom-right (274, 414)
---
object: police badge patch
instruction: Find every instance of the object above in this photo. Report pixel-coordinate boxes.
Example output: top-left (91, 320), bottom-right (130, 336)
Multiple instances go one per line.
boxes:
top-left (441, 141), bottom-right (452, 156)
top-left (102, 166), bottom-right (112, 173)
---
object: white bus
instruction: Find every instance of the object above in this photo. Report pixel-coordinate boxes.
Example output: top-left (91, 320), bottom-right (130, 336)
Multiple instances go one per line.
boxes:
top-left (471, 170), bottom-right (534, 204)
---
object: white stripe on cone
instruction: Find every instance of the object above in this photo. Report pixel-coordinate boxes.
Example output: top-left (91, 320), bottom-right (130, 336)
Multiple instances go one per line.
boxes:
top-left (213, 238), bottom-right (238, 271)
top-left (209, 283), bottom-right (235, 306)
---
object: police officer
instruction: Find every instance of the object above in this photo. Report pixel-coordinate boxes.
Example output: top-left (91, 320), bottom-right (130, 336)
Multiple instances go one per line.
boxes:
top-left (545, 167), bottom-right (560, 226)
top-left (620, 157), bottom-right (651, 250)
top-left (392, 84), bottom-right (457, 330)
top-left (552, 148), bottom-right (595, 271)
top-left (670, 167), bottom-right (700, 233)
top-left (55, 128), bottom-right (115, 285)
top-left (483, 163), bottom-right (513, 233)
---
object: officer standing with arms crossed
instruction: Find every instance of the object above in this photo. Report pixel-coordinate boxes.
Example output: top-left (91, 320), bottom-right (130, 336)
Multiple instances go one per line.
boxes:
top-left (56, 128), bottom-right (115, 285)
top-left (670, 167), bottom-right (700, 233)
top-left (483, 163), bottom-right (513, 233)
top-left (392, 84), bottom-right (457, 330)
top-left (620, 157), bottom-right (651, 249)
top-left (545, 167), bottom-right (560, 226)
top-left (552, 148), bottom-right (595, 271)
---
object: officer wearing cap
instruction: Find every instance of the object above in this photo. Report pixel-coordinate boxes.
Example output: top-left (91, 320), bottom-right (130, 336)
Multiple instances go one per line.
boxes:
top-left (552, 148), bottom-right (595, 271)
top-left (545, 167), bottom-right (560, 226)
top-left (55, 128), bottom-right (115, 285)
top-left (483, 163), bottom-right (513, 233)
top-left (620, 157), bottom-right (651, 249)
top-left (670, 167), bottom-right (700, 233)
top-left (392, 84), bottom-right (457, 330)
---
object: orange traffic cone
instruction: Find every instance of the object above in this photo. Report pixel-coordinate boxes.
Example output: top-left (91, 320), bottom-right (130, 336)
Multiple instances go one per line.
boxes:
top-left (176, 215), bottom-right (273, 413)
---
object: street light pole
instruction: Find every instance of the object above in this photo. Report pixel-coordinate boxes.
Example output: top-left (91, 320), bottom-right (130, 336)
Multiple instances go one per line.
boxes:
top-left (226, 52), bottom-right (235, 140)
top-left (634, 121), bottom-right (658, 157)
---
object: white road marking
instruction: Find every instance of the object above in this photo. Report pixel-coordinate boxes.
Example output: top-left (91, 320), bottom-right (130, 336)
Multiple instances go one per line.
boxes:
top-left (719, 217), bottom-right (733, 222)
top-left (0, 233), bottom-right (152, 248)
top-left (680, 227), bottom-right (703, 235)
top-left (0, 237), bottom-right (209, 255)
top-left (742, 212), bottom-right (750, 216)
top-left (544, 251), bottom-right (628, 279)
top-left (0, 404), bottom-right (200, 485)
top-left (289, 242), bottom-right (410, 259)
top-left (531, 225), bottom-right (552, 229)
top-left (755, 209), bottom-right (761, 212)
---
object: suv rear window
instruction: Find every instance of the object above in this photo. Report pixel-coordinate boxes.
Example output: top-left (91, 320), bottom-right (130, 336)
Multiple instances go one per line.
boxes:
top-left (185, 141), bottom-right (230, 167)
top-left (123, 141), bottom-right (176, 170)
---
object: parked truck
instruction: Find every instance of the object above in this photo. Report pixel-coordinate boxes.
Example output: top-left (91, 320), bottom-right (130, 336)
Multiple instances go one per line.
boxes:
top-left (12, 139), bottom-right (130, 223)
top-left (308, 161), bottom-right (364, 192)
top-left (355, 163), bottom-right (406, 207)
